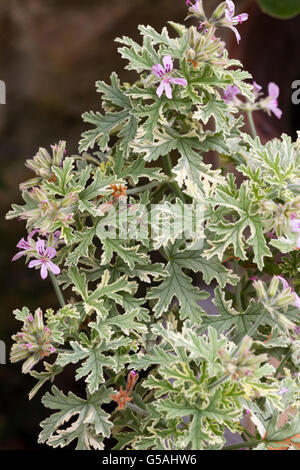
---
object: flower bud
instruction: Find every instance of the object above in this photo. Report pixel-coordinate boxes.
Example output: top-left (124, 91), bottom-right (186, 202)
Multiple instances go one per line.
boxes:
top-left (268, 276), bottom-right (279, 298)
top-left (211, 2), bottom-right (226, 21)
top-left (277, 314), bottom-right (296, 330)
top-left (253, 280), bottom-right (267, 299)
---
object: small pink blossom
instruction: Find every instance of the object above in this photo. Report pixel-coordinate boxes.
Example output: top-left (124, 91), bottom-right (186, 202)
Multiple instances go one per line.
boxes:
top-left (278, 276), bottom-right (300, 310)
top-left (223, 85), bottom-right (240, 103)
top-left (265, 82), bottom-right (282, 119)
top-left (224, 1), bottom-right (248, 43)
top-left (28, 239), bottom-right (60, 280)
top-left (253, 81), bottom-right (262, 96)
top-left (12, 230), bottom-right (39, 261)
top-left (290, 217), bottom-right (300, 248)
top-left (152, 56), bottom-right (187, 99)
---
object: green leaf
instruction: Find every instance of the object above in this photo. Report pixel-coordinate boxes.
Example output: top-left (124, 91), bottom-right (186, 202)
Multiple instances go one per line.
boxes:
top-left (115, 35), bottom-right (159, 72)
top-left (170, 248), bottom-right (238, 288)
top-left (96, 72), bottom-right (131, 109)
top-left (39, 385), bottom-right (112, 449)
top-left (201, 287), bottom-right (273, 337)
top-left (258, 408), bottom-right (300, 450)
top-left (80, 109), bottom-right (130, 152)
top-left (257, 0), bottom-right (300, 18)
top-left (205, 181), bottom-right (271, 270)
top-left (100, 238), bottom-right (148, 270)
top-left (57, 341), bottom-right (115, 393)
top-left (67, 267), bottom-right (136, 316)
top-left (148, 243), bottom-right (209, 322)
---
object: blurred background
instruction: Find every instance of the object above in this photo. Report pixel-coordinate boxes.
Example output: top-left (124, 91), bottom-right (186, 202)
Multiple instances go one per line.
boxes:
top-left (0, 0), bottom-right (300, 449)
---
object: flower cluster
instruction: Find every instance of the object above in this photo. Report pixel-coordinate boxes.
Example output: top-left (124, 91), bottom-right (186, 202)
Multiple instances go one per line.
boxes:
top-left (187, 0), bottom-right (248, 43)
top-left (223, 80), bottom-right (282, 119)
top-left (10, 308), bottom-right (56, 373)
top-left (253, 276), bottom-right (299, 330)
top-left (218, 336), bottom-right (268, 381)
top-left (20, 141), bottom-right (67, 190)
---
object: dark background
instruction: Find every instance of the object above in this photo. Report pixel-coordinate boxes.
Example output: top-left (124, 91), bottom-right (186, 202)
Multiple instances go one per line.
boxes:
top-left (0, 0), bottom-right (299, 450)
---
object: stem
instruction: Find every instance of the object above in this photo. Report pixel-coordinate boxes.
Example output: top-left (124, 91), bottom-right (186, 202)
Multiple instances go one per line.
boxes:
top-left (247, 110), bottom-right (257, 139)
top-left (222, 440), bottom-right (262, 450)
top-left (163, 154), bottom-right (186, 201)
top-left (234, 258), bottom-right (242, 313)
top-left (208, 374), bottom-right (229, 390)
top-left (127, 402), bottom-right (149, 417)
top-left (50, 271), bottom-right (66, 308)
top-left (275, 348), bottom-right (293, 378)
top-left (127, 180), bottom-right (162, 195)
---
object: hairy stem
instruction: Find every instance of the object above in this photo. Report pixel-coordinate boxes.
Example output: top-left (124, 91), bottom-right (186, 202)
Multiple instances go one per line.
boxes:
top-left (234, 258), bottom-right (242, 313)
top-left (127, 402), bottom-right (149, 417)
top-left (222, 440), bottom-right (262, 450)
top-left (50, 271), bottom-right (66, 308)
top-left (127, 180), bottom-right (163, 195)
top-left (247, 110), bottom-right (257, 139)
top-left (275, 348), bottom-right (293, 378)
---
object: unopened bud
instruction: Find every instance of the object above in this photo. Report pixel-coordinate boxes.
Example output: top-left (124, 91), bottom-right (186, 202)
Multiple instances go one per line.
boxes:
top-left (211, 2), bottom-right (226, 21)
top-left (276, 292), bottom-right (296, 307)
top-left (268, 276), bottom-right (279, 298)
top-left (254, 280), bottom-right (267, 299)
top-left (277, 314), bottom-right (296, 330)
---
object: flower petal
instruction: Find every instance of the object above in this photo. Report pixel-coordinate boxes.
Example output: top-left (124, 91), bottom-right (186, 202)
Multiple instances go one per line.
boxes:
top-left (28, 259), bottom-right (42, 268)
top-left (156, 81), bottom-right (165, 98)
top-left (270, 102), bottom-right (282, 119)
top-left (291, 218), bottom-right (300, 233)
top-left (45, 246), bottom-right (57, 259)
top-left (152, 64), bottom-right (164, 78)
top-left (163, 55), bottom-right (173, 73)
top-left (253, 81), bottom-right (262, 95)
top-left (293, 294), bottom-right (300, 310)
top-left (40, 263), bottom-right (48, 279)
top-left (12, 251), bottom-right (26, 262)
top-left (278, 276), bottom-right (290, 290)
top-left (268, 82), bottom-right (279, 99)
top-left (164, 81), bottom-right (173, 99)
top-left (231, 26), bottom-right (241, 43)
top-left (47, 261), bottom-right (61, 276)
top-left (36, 239), bottom-right (45, 256)
top-left (169, 77), bottom-right (187, 87)
top-left (226, 0), bottom-right (235, 17)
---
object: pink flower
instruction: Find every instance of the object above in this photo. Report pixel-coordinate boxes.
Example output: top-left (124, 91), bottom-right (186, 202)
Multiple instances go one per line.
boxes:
top-left (28, 239), bottom-right (60, 280)
top-left (152, 56), bottom-right (187, 99)
top-left (290, 217), bottom-right (300, 248)
top-left (12, 230), bottom-right (39, 261)
top-left (265, 83), bottom-right (282, 119)
top-left (223, 85), bottom-right (240, 103)
top-left (224, 0), bottom-right (248, 43)
top-left (253, 81), bottom-right (262, 96)
top-left (278, 276), bottom-right (300, 310)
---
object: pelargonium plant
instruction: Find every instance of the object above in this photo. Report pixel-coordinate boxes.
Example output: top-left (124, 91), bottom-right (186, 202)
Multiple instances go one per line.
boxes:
top-left (6, 0), bottom-right (300, 451)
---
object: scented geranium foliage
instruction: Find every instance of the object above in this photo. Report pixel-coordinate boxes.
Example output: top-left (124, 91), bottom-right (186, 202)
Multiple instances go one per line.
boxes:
top-left (6, 0), bottom-right (300, 450)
